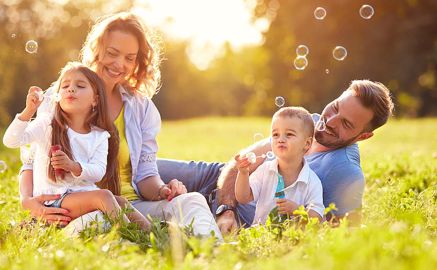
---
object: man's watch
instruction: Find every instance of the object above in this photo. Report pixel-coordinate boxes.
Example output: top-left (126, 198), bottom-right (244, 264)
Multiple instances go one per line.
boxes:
top-left (216, 204), bottom-right (236, 217)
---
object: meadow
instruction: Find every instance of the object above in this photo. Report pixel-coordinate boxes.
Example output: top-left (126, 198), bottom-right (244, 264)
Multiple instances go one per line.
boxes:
top-left (0, 117), bottom-right (436, 269)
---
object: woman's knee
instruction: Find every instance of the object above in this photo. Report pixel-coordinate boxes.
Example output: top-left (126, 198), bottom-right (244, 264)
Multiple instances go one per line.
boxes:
top-left (172, 192), bottom-right (208, 207)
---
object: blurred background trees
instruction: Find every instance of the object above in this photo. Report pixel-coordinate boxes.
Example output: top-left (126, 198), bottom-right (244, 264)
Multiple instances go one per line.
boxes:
top-left (0, 0), bottom-right (436, 127)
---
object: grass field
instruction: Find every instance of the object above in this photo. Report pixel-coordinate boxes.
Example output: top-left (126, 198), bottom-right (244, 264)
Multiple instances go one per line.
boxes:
top-left (0, 117), bottom-right (436, 269)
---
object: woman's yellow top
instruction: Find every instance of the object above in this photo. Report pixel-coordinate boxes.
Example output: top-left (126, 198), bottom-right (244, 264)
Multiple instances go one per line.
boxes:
top-left (114, 105), bottom-right (139, 201)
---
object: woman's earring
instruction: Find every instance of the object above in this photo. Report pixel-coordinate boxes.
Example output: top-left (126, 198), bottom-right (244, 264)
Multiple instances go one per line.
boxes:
top-left (92, 106), bottom-right (96, 112)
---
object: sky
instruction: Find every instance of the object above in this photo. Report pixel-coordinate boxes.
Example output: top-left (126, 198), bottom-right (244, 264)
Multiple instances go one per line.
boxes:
top-left (132, 0), bottom-right (269, 69)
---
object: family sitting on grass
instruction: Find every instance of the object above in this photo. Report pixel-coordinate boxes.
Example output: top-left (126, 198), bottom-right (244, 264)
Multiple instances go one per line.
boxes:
top-left (2, 12), bottom-right (394, 239)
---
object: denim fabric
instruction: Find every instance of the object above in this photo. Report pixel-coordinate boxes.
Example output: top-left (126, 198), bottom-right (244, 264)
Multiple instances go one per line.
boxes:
top-left (44, 190), bottom-right (70, 208)
top-left (156, 158), bottom-right (256, 226)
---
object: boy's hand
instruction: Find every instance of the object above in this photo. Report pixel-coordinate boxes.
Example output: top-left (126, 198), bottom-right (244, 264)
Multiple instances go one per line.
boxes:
top-left (50, 150), bottom-right (78, 174)
top-left (276, 198), bottom-right (299, 215)
top-left (234, 154), bottom-right (250, 174)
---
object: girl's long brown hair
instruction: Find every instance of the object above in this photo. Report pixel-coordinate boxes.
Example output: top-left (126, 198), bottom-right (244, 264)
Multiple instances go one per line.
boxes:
top-left (48, 62), bottom-right (120, 195)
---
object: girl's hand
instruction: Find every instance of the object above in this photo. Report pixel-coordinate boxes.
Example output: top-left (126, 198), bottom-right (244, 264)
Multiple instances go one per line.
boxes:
top-left (19, 86), bottom-right (44, 121)
top-left (234, 154), bottom-right (250, 174)
top-left (50, 150), bottom-right (76, 173)
top-left (25, 86), bottom-right (43, 112)
top-left (276, 198), bottom-right (299, 215)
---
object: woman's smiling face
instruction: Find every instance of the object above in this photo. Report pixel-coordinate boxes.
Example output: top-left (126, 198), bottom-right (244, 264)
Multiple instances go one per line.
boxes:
top-left (96, 30), bottom-right (139, 89)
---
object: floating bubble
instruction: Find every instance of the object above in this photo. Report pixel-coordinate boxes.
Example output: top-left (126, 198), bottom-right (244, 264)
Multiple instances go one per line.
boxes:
top-left (253, 133), bottom-right (264, 143)
top-left (314, 7), bottom-right (327, 20)
top-left (359, 5), bottom-right (374, 19)
top-left (294, 56), bottom-right (308, 70)
top-left (245, 152), bottom-right (257, 164)
top-left (0, 161), bottom-right (7, 173)
top-left (275, 96), bottom-right (285, 108)
top-left (315, 117), bottom-right (326, 132)
top-left (25, 40), bottom-right (38, 54)
top-left (332, 46), bottom-right (347, 61)
top-left (11, 33), bottom-right (16, 39)
top-left (266, 151), bottom-right (275, 159)
top-left (51, 92), bottom-right (62, 103)
top-left (296, 45), bottom-right (309, 57)
top-left (36, 90), bottom-right (44, 101)
top-left (325, 69), bottom-right (330, 74)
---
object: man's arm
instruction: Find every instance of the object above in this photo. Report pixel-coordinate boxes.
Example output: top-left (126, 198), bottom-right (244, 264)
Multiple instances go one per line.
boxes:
top-left (216, 138), bottom-right (271, 233)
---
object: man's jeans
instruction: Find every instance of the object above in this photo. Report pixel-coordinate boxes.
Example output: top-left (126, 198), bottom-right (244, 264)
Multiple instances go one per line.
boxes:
top-left (157, 158), bottom-right (255, 226)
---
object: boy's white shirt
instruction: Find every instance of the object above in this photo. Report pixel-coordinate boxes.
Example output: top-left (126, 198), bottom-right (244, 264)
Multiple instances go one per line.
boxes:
top-left (249, 158), bottom-right (325, 224)
top-left (3, 113), bottom-right (110, 197)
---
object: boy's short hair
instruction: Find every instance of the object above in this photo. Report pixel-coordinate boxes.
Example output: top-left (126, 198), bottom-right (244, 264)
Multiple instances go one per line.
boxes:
top-left (273, 106), bottom-right (314, 138)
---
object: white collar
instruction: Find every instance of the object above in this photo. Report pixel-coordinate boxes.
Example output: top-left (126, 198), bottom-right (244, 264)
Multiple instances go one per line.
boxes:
top-left (266, 158), bottom-right (311, 187)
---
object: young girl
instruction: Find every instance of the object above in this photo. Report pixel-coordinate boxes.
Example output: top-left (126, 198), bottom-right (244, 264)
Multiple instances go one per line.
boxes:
top-left (3, 62), bottom-right (150, 230)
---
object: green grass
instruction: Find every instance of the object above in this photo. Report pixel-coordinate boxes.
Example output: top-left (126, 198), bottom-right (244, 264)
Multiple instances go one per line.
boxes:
top-left (0, 117), bottom-right (436, 269)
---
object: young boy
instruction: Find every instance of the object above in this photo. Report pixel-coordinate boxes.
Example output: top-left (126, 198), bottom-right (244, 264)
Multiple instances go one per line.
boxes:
top-left (235, 107), bottom-right (324, 224)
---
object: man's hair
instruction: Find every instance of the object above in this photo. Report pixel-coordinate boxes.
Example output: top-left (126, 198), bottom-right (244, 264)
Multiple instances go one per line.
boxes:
top-left (348, 80), bottom-right (394, 131)
top-left (273, 106), bottom-right (314, 138)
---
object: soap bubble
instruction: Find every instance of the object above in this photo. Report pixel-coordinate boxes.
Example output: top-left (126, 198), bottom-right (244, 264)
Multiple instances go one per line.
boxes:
top-left (275, 96), bottom-right (285, 108)
top-left (314, 7), bottom-right (327, 20)
top-left (245, 152), bottom-right (257, 164)
top-left (261, 151), bottom-right (275, 160)
top-left (51, 92), bottom-right (62, 102)
top-left (296, 45), bottom-right (309, 57)
top-left (360, 5), bottom-right (374, 19)
top-left (36, 90), bottom-right (44, 101)
top-left (253, 133), bottom-right (264, 143)
top-left (332, 46), bottom-right (347, 61)
top-left (266, 151), bottom-right (275, 159)
top-left (315, 117), bottom-right (326, 132)
top-left (0, 161), bottom-right (7, 173)
top-left (25, 40), bottom-right (38, 54)
top-left (294, 56), bottom-right (308, 70)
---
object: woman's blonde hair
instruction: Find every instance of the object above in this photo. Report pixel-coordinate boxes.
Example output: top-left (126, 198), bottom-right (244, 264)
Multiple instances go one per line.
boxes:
top-left (49, 62), bottom-right (120, 195)
top-left (80, 12), bottom-right (161, 97)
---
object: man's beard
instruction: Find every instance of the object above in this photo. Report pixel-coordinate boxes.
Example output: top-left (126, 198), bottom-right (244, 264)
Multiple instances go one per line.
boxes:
top-left (314, 127), bottom-right (361, 149)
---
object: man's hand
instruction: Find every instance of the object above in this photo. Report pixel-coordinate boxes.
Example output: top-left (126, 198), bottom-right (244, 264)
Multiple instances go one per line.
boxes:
top-left (21, 194), bottom-right (71, 226)
top-left (276, 198), bottom-right (299, 215)
top-left (159, 179), bottom-right (187, 201)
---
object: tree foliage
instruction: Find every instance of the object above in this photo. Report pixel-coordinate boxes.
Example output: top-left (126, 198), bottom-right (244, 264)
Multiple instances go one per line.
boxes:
top-left (0, 0), bottom-right (436, 127)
